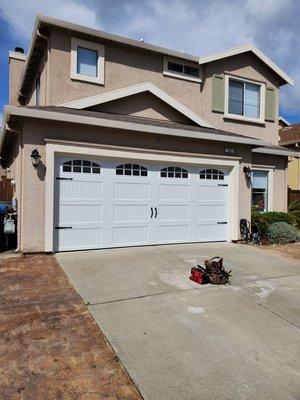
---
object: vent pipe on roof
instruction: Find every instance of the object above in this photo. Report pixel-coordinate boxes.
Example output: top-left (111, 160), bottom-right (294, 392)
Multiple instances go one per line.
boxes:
top-left (14, 47), bottom-right (24, 53)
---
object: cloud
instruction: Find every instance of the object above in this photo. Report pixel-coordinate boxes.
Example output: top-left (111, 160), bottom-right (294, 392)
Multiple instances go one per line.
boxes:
top-left (0, 0), bottom-right (299, 117)
top-left (0, 0), bottom-right (97, 43)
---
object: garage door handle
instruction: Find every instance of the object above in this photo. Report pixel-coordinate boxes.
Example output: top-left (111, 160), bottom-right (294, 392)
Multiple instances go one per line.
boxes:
top-left (155, 207), bottom-right (158, 218)
top-left (55, 226), bottom-right (73, 229)
top-left (151, 207), bottom-right (153, 218)
top-left (56, 177), bottom-right (73, 180)
top-left (217, 222), bottom-right (227, 224)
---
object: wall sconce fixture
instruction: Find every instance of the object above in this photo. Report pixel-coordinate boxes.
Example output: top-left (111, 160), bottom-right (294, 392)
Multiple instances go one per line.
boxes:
top-left (30, 149), bottom-right (41, 168)
top-left (243, 166), bottom-right (252, 180)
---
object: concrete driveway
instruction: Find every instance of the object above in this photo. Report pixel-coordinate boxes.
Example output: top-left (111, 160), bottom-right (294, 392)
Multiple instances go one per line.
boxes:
top-left (57, 243), bottom-right (300, 400)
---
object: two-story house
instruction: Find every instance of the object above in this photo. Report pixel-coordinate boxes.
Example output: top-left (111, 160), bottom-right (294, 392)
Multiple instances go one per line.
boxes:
top-left (0, 15), bottom-right (298, 253)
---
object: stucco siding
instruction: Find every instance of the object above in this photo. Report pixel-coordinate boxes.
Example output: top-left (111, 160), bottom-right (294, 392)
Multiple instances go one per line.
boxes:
top-left (48, 29), bottom-right (202, 115)
top-left (19, 119), bottom-right (253, 252)
top-left (201, 53), bottom-right (280, 144)
top-left (252, 153), bottom-right (288, 211)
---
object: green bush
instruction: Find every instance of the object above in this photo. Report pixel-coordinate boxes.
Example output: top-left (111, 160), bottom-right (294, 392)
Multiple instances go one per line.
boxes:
top-left (267, 222), bottom-right (299, 244)
top-left (251, 211), bottom-right (298, 235)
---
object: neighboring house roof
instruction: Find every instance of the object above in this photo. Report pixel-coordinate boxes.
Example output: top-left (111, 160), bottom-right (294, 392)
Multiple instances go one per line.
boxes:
top-left (60, 82), bottom-right (212, 128)
top-left (278, 116), bottom-right (290, 127)
top-left (18, 15), bottom-right (293, 100)
top-left (1, 105), bottom-right (272, 150)
top-left (198, 44), bottom-right (294, 86)
top-left (279, 124), bottom-right (300, 145)
top-left (253, 144), bottom-right (300, 158)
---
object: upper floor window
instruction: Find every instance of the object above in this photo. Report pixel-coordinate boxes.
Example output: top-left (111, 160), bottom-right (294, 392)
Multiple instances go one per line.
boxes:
top-left (71, 37), bottom-right (105, 84)
top-left (225, 76), bottom-right (265, 123)
top-left (161, 166), bottom-right (188, 178)
top-left (163, 57), bottom-right (202, 83)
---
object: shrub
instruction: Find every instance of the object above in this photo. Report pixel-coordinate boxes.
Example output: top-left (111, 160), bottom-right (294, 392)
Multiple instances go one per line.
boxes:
top-left (267, 222), bottom-right (299, 244)
top-left (251, 211), bottom-right (298, 235)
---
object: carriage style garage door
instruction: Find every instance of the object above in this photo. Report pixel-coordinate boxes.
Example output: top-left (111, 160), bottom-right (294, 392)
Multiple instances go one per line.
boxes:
top-left (54, 156), bottom-right (229, 252)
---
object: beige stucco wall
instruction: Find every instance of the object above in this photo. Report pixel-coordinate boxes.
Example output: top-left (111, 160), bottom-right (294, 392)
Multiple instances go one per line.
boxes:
top-left (48, 29), bottom-right (202, 116)
top-left (201, 53), bottom-right (280, 144)
top-left (90, 92), bottom-right (192, 124)
top-left (252, 153), bottom-right (288, 211)
top-left (19, 118), bottom-right (255, 252)
top-left (43, 29), bottom-right (281, 144)
top-left (27, 49), bottom-right (48, 106)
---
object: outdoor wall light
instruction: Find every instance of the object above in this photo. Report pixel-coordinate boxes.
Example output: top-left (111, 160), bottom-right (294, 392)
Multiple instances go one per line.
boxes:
top-left (30, 149), bottom-right (41, 168)
top-left (243, 166), bottom-right (252, 180)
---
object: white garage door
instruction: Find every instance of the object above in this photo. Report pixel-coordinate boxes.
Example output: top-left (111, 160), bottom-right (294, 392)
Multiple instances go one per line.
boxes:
top-left (54, 157), bottom-right (228, 251)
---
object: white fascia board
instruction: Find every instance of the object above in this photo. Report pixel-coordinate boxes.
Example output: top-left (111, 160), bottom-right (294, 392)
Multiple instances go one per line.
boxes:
top-left (253, 146), bottom-right (300, 158)
top-left (198, 44), bottom-right (294, 87)
top-left (5, 105), bottom-right (269, 147)
top-left (60, 82), bottom-right (213, 128)
top-left (278, 116), bottom-right (290, 126)
top-left (9, 51), bottom-right (27, 61)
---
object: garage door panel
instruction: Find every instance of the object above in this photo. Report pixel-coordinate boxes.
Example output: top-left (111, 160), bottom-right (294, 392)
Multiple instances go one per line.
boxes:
top-left (197, 204), bottom-right (226, 220)
top-left (197, 185), bottom-right (226, 201)
top-left (59, 180), bottom-right (103, 200)
top-left (158, 205), bottom-right (189, 221)
top-left (197, 223), bottom-right (227, 241)
top-left (59, 204), bottom-right (103, 224)
top-left (158, 184), bottom-right (189, 201)
top-left (158, 225), bottom-right (189, 242)
top-left (113, 226), bottom-right (150, 245)
top-left (114, 182), bottom-right (149, 200)
top-left (57, 227), bottom-right (103, 251)
top-left (113, 204), bottom-right (149, 223)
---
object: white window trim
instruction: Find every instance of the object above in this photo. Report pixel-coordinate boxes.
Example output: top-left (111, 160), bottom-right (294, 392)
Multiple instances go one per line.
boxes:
top-left (163, 56), bottom-right (202, 83)
top-left (252, 166), bottom-right (274, 212)
top-left (224, 75), bottom-right (265, 125)
top-left (71, 37), bottom-right (105, 85)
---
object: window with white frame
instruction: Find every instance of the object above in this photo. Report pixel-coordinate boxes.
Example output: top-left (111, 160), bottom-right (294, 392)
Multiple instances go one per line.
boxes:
top-left (226, 76), bottom-right (264, 121)
top-left (163, 57), bottom-right (201, 82)
top-left (252, 170), bottom-right (268, 211)
top-left (71, 37), bottom-right (105, 84)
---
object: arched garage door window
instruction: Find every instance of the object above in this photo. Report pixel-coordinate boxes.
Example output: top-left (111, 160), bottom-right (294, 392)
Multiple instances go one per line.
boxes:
top-left (116, 163), bottom-right (148, 176)
top-left (160, 166), bottom-right (188, 178)
top-left (199, 169), bottom-right (224, 180)
top-left (62, 159), bottom-right (101, 174)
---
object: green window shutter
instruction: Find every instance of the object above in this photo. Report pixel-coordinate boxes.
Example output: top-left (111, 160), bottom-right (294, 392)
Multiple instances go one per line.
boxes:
top-left (265, 87), bottom-right (275, 121)
top-left (212, 74), bottom-right (224, 113)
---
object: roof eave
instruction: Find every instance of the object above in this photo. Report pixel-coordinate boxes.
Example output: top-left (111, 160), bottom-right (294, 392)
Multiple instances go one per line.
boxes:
top-left (4, 106), bottom-right (270, 147)
top-left (198, 44), bottom-right (294, 87)
top-left (253, 146), bottom-right (300, 157)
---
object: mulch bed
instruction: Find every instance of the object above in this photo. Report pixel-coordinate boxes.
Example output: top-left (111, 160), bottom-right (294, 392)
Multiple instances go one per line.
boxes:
top-left (0, 254), bottom-right (142, 400)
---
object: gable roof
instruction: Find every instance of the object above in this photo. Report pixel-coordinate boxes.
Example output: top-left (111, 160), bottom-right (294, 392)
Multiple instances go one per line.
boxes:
top-left (18, 15), bottom-right (293, 101)
top-left (1, 105), bottom-right (271, 153)
top-left (60, 82), bottom-right (213, 128)
top-left (198, 44), bottom-right (294, 86)
top-left (279, 123), bottom-right (300, 145)
top-left (278, 116), bottom-right (290, 127)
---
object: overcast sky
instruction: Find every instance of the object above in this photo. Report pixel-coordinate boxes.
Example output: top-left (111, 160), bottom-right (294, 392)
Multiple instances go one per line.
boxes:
top-left (0, 0), bottom-right (300, 122)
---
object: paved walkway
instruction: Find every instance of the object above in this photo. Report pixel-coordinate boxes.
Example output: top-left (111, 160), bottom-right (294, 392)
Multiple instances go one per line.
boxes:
top-left (0, 254), bottom-right (142, 400)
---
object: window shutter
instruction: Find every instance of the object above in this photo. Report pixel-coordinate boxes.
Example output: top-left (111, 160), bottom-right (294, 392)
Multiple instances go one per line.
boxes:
top-left (212, 74), bottom-right (224, 113)
top-left (265, 87), bottom-right (275, 121)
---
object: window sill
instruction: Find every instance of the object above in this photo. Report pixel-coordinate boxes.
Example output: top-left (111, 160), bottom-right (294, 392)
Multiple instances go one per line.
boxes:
top-left (71, 73), bottom-right (104, 85)
top-left (224, 113), bottom-right (265, 126)
top-left (163, 71), bottom-right (202, 83)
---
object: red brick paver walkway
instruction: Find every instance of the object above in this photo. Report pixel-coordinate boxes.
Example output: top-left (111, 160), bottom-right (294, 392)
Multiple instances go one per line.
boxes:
top-left (0, 254), bottom-right (142, 400)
